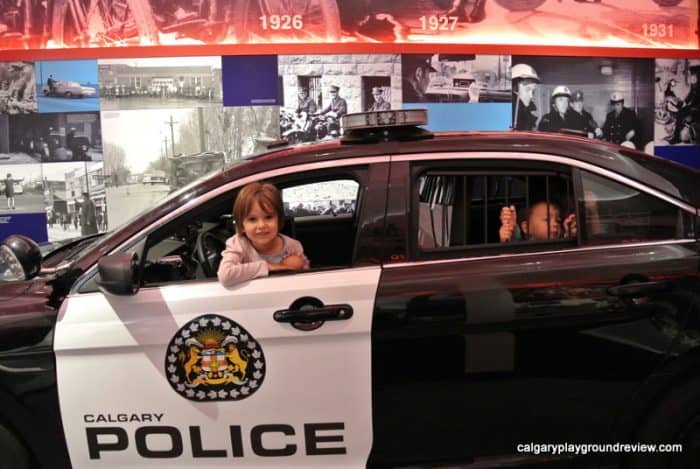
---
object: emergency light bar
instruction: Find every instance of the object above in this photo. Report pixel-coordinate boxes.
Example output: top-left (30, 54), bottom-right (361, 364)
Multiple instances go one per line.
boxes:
top-left (341, 109), bottom-right (428, 131)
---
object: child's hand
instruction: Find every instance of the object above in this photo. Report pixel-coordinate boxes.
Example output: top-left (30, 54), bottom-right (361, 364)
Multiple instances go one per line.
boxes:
top-left (563, 213), bottom-right (577, 238)
top-left (499, 205), bottom-right (517, 242)
top-left (267, 262), bottom-right (288, 272)
top-left (282, 254), bottom-right (306, 270)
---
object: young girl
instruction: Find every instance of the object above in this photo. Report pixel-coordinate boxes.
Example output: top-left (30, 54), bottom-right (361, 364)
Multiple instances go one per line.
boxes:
top-left (217, 182), bottom-right (309, 287)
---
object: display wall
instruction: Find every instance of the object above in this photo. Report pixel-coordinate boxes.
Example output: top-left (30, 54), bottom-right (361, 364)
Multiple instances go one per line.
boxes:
top-left (0, 1), bottom-right (698, 244)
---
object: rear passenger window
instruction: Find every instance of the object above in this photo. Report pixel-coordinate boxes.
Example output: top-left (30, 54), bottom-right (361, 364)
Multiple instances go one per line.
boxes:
top-left (579, 171), bottom-right (693, 244)
top-left (417, 171), bottom-right (574, 250)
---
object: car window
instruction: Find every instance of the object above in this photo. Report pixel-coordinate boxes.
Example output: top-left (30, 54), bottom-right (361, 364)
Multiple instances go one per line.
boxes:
top-left (416, 170), bottom-right (574, 253)
top-left (579, 171), bottom-right (694, 244)
top-left (80, 169), bottom-right (366, 291)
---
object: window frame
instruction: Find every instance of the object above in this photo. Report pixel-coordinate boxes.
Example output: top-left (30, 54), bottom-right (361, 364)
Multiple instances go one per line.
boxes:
top-left (409, 158), bottom-right (579, 262)
top-left (76, 162), bottom-right (374, 293)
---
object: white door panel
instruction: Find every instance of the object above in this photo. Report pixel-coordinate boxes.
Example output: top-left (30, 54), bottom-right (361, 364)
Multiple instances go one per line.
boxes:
top-left (55, 267), bottom-right (380, 468)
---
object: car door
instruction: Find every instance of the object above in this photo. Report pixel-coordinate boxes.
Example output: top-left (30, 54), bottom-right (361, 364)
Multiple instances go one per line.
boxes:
top-left (369, 153), bottom-right (699, 467)
top-left (54, 160), bottom-right (389, 468)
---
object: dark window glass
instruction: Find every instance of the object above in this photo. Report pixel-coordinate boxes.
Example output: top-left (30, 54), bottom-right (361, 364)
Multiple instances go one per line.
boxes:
top-left (580, 171), bottom-right (690, 244)
top-left (417, 171), bottom-right (574, 251)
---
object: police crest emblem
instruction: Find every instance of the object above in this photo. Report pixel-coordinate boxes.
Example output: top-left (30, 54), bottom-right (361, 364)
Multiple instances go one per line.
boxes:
top-left (165, 314), bottom-right (266, 401)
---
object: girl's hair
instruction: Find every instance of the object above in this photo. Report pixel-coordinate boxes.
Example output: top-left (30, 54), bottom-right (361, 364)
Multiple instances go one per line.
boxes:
top-left (233, 182), bottom-right (285, 237)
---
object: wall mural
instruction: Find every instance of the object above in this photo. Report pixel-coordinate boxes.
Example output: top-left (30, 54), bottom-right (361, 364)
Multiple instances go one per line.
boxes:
top-left (0, 0), bottom-right (696, 50)
top-left (0, 53), bottom-right (698, 245)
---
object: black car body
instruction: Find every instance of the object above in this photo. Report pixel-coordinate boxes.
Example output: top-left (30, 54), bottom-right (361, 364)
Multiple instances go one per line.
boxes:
top-left (1, 115), bottom-right (699, 469)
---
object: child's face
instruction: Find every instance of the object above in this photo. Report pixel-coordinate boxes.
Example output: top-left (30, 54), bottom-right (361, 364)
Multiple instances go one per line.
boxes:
top-left (523, 202), bottom-right (561, 241)
top-left (242, 201), bottom-right (280, 250)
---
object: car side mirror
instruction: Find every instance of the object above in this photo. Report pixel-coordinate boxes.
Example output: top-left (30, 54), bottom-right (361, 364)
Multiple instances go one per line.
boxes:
top-left (97, 252), bottom-right (139, 295)
top-left (2, 235), bottom-right (42, 281)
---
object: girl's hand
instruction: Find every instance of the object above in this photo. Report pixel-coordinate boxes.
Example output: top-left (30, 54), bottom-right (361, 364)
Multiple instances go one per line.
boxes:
top-left (267, 262), bottom-right (288, 272)
top-left (282, 254), bottom-right (306, 270)
top-left (499, 205), bottom-right (517, 242)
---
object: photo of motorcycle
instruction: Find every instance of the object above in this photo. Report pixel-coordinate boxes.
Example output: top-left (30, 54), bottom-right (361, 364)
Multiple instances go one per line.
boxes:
top-left (279, 109), bottom-right (341, 144)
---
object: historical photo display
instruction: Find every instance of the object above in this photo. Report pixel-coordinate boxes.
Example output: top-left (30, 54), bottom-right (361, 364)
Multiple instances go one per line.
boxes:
top-left (0, 163), bottom-right (43, 215)
top-left (35, 60), bottom-right (100, 113)
top-left (99, 57), bottom-right (223, 111)
top-left (102, 106), bottom-right (279, 226)
top-left (402, 54), bottom-right (511, 103)
top-left (42, 162), bottom-right (107, 241)
top-left (654, 59), bottom-right (699, 146)
top-left (6, 112), bottom-right (103, 164)
top-left (0, 62), bottom-right (37, 114)
top-left (278, 54), bottom-right (401, 143)
top-left (512, 56), bottom-right (655, 152)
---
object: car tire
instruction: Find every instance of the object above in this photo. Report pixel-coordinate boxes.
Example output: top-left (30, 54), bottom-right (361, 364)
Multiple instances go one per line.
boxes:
top-left (627, 376), bottom-right (700, 469)
top-left (64, 91), bottom-right (72, 98)
top-left (0, 423), bottom-right (31, 469)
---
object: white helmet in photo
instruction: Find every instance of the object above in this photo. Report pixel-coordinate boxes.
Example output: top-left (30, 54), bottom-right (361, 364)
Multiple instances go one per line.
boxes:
top-left (551, 86), bottom-right (571, 99)
top-left (512, 64), bottom-right (540, 83)
top-left (610, 91), bottom-right (624, 103)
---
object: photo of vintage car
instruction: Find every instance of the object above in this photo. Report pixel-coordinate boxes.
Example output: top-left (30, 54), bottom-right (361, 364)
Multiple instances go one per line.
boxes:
top-left (42, 80), bottom-right (96, 98)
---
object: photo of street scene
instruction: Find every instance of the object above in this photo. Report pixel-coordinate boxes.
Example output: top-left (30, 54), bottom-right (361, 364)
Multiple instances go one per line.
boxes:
top-left (402, 54), bottom-right (511, 103)
top-left (36, 60), bottom-right (100, 113)
top-left (102, 106), bottom-right (278, 226)
top-left (3, 112), bottom-right (103, 164)
top-left (0, 62), bottom-right (37, 114)
top-left (99, 57), bottom-right (223, 111)
top-left (512, 56), bottom-right (655, 152)
top-left (278, 54), bottom-right (401, 144)
top-left (42, 162), bottom-right (107, 241)
top-left (0, 164), bottom-right (43, 214)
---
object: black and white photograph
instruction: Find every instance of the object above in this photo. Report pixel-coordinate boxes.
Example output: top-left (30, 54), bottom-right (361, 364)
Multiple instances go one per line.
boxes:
top-left (0, 163), bottom-right (43, 214)
top-left (402, 54), bottom-right (511, 103)
top-left (102, 106), bottom-right (278, 226)
top-left (278, 54), bottom-right (402, 144)
top-left (5, 112), bottom-right (103, 164)
top-left (98, 57), bottom-right (223, 111)
top-left (654, 59), bottom-right (700, 146)
top-left (512, 56), bottom-right (655, 152)
top-left (0, 62), bottom-right (37, 114)
top-left (42, 162), bottom-right (107, 241)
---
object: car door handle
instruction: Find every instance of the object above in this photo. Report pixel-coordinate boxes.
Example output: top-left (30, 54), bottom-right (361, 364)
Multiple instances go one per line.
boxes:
top-left (607, 281), bottom-right (672, 299)
top-left (273, 304), bottom-right (353, 324)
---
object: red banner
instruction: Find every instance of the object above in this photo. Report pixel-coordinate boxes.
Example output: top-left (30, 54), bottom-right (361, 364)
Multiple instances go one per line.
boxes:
top-left (0, 0), bottom-right (697, 51)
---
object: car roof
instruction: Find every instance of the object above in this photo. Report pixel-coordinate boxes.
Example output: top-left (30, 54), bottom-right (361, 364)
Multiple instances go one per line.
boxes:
top-left (79, 131), bottom-right (698, 270)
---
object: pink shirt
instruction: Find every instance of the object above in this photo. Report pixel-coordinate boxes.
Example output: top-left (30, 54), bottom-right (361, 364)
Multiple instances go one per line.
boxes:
top-left (217, 234), bottom-right (310, 287)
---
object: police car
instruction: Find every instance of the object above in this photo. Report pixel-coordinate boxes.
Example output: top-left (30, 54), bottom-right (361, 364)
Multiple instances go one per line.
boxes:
top-left (1, 110), bottom-right (699, 469)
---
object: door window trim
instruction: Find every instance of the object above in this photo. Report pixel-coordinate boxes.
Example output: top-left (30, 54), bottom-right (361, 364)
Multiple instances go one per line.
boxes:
top-left (393, 152), bottom-right (697, 215)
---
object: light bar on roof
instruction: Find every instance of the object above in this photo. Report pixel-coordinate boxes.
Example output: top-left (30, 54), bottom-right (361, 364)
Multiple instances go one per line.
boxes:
top-left (342, 110), bottom-right (428, 131)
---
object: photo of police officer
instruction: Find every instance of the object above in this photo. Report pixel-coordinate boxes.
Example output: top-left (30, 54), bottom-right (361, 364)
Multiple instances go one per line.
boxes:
top-left (537, 85), bottom-right (575, 133)
top-left (511, 63), bottom-right (540, 131)
top-left (602, 92), bottom-right (641, 148)
top-left (655, 59), bottom-right (700, 146)
top-left (569, 90), bottom-right (602, 139)
top-left (278, 54), bottom-right (402, 143)
top-left (513, 56), bottom-right (654, 151)
top-left (403, 54), bottom-right (510, 104)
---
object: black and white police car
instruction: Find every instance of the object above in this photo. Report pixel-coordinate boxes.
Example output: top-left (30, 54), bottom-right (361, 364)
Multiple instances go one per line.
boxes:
top-left (1, 110), bottom-right (699, 469)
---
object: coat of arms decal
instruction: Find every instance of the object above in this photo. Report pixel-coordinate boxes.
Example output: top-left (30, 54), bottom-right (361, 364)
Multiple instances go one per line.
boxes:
top-left (165, 314), bottom-right (266, 401)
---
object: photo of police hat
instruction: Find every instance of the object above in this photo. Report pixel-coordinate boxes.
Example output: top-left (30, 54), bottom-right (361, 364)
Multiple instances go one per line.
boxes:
top-left (571, 90), bottom-right (584, 102)
top-left (371, 86), bottom-right (383, 94)
top-left (610, 91), bottom-right (624, 103)
top-left (330, 85), bottom-right (340, 92)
